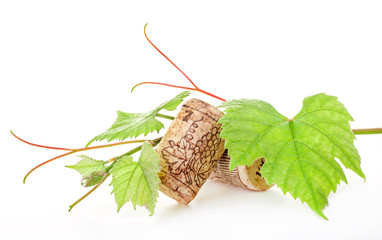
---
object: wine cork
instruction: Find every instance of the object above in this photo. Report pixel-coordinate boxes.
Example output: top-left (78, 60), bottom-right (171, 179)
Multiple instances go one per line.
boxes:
top-left (209, 150), bottom-right (272, 191)
top-left (156, 98), bottom-right (226, 204)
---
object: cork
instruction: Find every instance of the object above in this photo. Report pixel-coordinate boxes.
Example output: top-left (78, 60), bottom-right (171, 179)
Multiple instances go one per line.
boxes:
top-left (209, 150), bottom-right (272, 191)
top-left (156, 98), bottom-right (226, 204)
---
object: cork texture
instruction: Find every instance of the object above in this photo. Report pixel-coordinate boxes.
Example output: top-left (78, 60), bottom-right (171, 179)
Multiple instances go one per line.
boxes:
top-left (156, 98), bottom-right (226, 204)
top-left (209, 150), bottom-right (272, 191)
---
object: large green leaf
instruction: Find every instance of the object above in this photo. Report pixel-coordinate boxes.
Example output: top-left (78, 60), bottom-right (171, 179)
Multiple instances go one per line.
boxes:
top-left (219, 93), bottom-right (365, 219)
top-left (109, 142), bottom-right (161, 215)
top-left (86, 91), bottom-right (190, 147)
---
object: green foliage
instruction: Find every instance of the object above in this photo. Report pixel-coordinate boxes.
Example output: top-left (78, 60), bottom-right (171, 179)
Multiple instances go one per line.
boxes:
top-left (81, 171), bottom-right (106, 187)
top-left (219, 93), bottom-right (365, 219)
top-left (86, 91), bottom-right (190, 147)
top-left (66, 155), bottom-right (107, 177)
top-left (109, 142), bottom-right (161, 215)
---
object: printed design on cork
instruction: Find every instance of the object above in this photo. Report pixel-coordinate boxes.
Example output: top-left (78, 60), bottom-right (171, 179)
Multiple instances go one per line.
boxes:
top-left (161, 117), bottom-right (223, 188)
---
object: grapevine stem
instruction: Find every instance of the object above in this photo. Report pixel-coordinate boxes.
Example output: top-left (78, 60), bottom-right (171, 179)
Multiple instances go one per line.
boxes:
top-left (73, 139), bottom-right (146, 152)
top-left (68, 173), bottom-right (109, 212)
top-left (131, 82), bottom-right (226, 102)
top-left (144, 23), bottom-right (198, 89)
top-left (10, 131), bottom-right (73, 151)
top-left (107, 137), bottom-right (162, 165)
top-left (131, 82), bottom-right (195, 93)
top-left (353, 128), bottom-right (382, 135)
top-left (156, 113), bottom-right (175, 120)
top-left (137, 24), bottom-right (226, 102)
top-left (17, 133), bottom-right (151, 183)
top-left (23, 151), bottom-right (74, 183)
top-left (197, 88), bottom-right (227, 102)
top-left (12, 131), bottom-right (148, 153)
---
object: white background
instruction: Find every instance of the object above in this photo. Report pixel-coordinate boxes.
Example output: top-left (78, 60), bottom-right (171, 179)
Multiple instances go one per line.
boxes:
top-left (1, 1), bottom-right (382, 239)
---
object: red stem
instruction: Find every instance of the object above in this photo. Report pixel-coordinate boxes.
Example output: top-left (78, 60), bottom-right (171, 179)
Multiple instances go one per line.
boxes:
top-left (144, 24), bottom-right (198, 89)
top-left (132, 82), bottom-right (196, 92)
top-left (132, 82), bottom-right (226, 102)
top-left (23, 151), bottom-right (74, 183)
top-left (141, 24), bottom-right (226, 102)
top-left (74, 139), bottom-right (146, 152)
top-left (197, 89), bottom-right (226, 102)
top-left (11, 131), bottom-right (73, 151)
top-left (15, 131), bottom-right (148, 183)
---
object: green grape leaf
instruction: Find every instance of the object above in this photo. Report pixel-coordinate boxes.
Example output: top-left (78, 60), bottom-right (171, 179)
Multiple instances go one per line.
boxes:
top-left (86, 91), bottom-right (190, 147)
top-left (219, 93), bottom-right (365, 219)
top-left (66, 155), bottom-right (107, 177)
top-left (109, 142), bottom-right (161, 215)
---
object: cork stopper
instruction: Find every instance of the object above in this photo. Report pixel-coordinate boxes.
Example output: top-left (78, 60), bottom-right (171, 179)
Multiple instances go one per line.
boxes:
top-left (209, 150), bottom-right (272, 191)
top-left (156, 98), bottom-right (226, 204)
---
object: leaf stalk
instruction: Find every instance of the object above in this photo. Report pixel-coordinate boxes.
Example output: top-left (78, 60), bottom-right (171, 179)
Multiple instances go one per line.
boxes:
top-left (353, 128), bottom-right (382, 135)
top-left (156, 113), bottom-right (175, 120)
